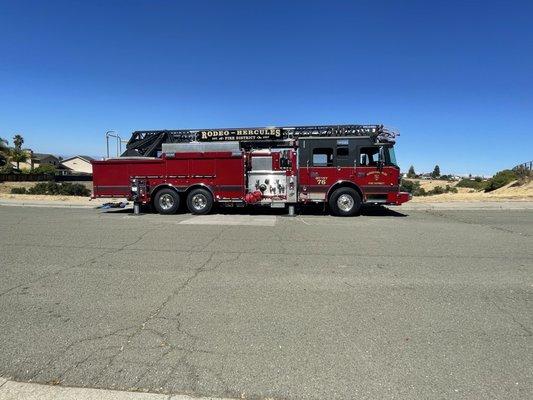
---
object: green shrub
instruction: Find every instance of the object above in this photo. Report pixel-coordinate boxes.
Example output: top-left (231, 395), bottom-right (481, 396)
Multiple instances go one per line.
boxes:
top-left (0, 164), bottom-right (15, 174)
top-left (485, 169), bottom-right (517, 192)
top-left (400, 179), bottom-right (420, 193)
top-left (27, 182), bottom-right (90, 196)
top-left (59, 183), bottom-right (90, 196)
top-left (10, 187), bottom-right (28, 194)
top-left (31, 165), bottom-right (57, 174)
top-left (401, 179), bottom-right (426, 196)
top-left (431, 186), bottom-right (444, 195)
top-left (446, 185), bottom-right (458, 193)
top-left (456, 178), bottom-right (487, 191)
top-left (402, 179), bottom-right (460, 196)
top-left (28, 182), bottom-right (56, 195)
top-left (424, 184), bottom-right (458, 196)
top-left (417, 187), bottom-right (427, 196)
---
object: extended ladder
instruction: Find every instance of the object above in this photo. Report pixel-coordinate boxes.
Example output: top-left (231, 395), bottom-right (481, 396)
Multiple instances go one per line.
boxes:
top-left (121, 124), bottom-right (397, 157)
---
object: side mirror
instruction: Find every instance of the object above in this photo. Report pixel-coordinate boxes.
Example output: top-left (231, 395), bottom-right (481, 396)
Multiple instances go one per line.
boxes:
top-left (361, 154), bottom-right (368, 166)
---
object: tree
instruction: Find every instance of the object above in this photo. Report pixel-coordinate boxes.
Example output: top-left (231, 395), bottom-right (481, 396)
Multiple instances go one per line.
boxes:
top-left (407, 165), bottom-right (416, 178)
top-left (13, 134), bottom-right (24, 150)
top-left (0, 138), bottom-right (8, 166)
top-left (431, 165), bottom-right (441, 178)
top-left (10, 148), bottom-right (28, 170)
top-left (485, 169), bottom-right (517, 192)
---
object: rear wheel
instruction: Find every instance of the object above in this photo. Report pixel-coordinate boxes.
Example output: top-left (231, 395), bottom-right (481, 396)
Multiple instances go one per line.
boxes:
top-left (153, 188), bottom-right (180, 214)
top-left (186, 188), bottom-right (213, 215)
top-left (329, 187), bottom-right (362, 216)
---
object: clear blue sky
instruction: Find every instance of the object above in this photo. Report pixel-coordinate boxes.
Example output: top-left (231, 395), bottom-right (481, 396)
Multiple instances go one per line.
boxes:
top-left (1, 0), bottom-right (532, 175)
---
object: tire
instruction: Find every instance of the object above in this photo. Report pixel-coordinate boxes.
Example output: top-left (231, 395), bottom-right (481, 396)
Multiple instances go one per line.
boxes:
top-left (153, 188), bottom-right (180, 214)
top-left (328, 187), bottom-right (362, 216)
top-left (186, 188), bottom-right (213, 215)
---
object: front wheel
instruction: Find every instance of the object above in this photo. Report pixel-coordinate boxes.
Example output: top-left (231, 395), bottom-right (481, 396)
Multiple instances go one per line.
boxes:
top-left (329, 188), bottom-right (362, 216)
top-left (186, 188), bottom-right (214, 215)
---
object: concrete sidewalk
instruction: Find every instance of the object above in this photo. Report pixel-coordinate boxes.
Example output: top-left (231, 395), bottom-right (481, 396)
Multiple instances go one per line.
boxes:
top-left (0, 198), bottom-right (125, 209)
top-left (0, 378), bottom-right (231, 400)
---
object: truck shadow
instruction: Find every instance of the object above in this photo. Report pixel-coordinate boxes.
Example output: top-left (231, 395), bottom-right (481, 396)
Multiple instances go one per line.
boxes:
top-left (213, 204), bottom-right (407, 217)
top-left (101, 204), bottom-right (407, 217)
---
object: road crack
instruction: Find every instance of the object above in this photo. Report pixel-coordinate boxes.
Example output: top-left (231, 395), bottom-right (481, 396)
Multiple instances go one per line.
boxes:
top-left (0, 229), bottom-right (153, 299)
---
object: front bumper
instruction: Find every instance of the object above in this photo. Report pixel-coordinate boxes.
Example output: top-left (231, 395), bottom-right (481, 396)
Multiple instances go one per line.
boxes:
top-left (386, 191), bottom-right (411, 205)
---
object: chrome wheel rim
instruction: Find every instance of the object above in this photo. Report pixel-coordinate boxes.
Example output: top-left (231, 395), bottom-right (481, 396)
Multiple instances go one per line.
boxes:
top-left (337, 194), bottom-right (354, 212)
top-left (191, 193), bottom-right (207, 211)
top-left (159, 193), bottom-right (175, 210)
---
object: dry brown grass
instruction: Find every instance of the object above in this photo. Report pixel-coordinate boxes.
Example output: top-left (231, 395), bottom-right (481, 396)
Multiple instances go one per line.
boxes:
top-left (411, 180), bottom-right (533, 202)
top-left (406, 178), bottom-right (458, 191)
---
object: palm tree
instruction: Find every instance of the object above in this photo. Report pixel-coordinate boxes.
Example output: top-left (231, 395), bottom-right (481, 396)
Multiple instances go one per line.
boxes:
top-left (11, 134), bottom-right (27, 169)
top-left (13, 134), bottom-right (24, 150)
top-left (10, 148), bottom-right (28, 170)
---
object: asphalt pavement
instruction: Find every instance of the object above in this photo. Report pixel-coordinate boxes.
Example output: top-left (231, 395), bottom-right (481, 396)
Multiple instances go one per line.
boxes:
top-left (0, 205), bottom-right (532, 399)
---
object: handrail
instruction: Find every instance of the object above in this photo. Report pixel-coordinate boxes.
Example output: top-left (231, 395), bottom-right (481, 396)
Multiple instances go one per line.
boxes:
top-left (105, 131), bottom-right (124, 158)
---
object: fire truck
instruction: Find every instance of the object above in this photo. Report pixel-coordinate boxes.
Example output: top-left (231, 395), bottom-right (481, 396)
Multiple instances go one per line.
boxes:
top-left (92, 124), bottom-right (410, 216)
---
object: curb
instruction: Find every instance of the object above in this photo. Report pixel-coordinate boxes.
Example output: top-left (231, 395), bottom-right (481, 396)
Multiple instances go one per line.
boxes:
top-left (0, 201), bottom-right (97, 209)
top-left (400, 201), bottom-right (533, 211)
top-left (0, 378), bottom-right (232, 400)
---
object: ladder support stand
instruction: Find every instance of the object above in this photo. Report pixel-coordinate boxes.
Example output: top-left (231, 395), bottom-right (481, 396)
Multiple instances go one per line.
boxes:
top-left (288, 205), bottom-right (295, 217)
top-left (130, 178), bottom-right (148, 216)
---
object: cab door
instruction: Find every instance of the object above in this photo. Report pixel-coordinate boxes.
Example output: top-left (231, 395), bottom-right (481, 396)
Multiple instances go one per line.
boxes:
top-left (298, 139), bottom-right (351, 201)
top-left (356, 145), bottom-right (400, 198)
top-left (334, 139), bottom-right (358, 182)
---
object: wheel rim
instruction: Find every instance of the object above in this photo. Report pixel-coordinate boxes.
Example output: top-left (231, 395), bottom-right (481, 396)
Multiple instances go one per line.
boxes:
top-left (337, 194), bottom-right (354, 212)
top-left (159, 193), bottom-right (175, 210)
top-left (191, 193), bottom-right (208, 211)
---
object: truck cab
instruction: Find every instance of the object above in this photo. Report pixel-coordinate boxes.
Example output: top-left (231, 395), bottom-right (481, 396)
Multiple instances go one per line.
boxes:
top-left (298, 137), bottom-right (407, 215)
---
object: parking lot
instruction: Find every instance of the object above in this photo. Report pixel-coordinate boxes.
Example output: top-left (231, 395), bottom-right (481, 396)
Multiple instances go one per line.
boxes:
top-left (0, 205), bottom-right (532, 399)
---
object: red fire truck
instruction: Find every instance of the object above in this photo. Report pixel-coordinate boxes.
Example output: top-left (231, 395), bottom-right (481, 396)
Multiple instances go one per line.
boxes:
top-left (92, 124), bottom-right (410, 216)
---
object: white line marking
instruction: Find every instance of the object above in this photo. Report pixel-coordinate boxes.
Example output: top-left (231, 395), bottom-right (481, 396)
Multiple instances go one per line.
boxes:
top-left (297, 216), bottom-right (311, 225)
top-left (180, 215), bottom-right (276, 226)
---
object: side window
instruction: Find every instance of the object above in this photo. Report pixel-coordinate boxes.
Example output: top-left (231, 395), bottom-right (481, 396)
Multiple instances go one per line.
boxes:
top-left (337, 146), bottom-right (349, 157)
top-left (312, 147), bottom-right (333, 166)
top-left (336, 139), bottom-right (351, 167)
top-left (359, 147), bottom-right (379, 166)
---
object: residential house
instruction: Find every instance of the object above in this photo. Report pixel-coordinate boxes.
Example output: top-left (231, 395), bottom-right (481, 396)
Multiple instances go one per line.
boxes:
top-left (60, 155), bottom-right (94, 174)
top-left (11, 151), bottom-right (60, 171)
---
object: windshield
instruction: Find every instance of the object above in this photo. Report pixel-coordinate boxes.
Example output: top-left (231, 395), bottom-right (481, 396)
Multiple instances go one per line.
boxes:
top-left (386, 147), bottom-right (398, 166)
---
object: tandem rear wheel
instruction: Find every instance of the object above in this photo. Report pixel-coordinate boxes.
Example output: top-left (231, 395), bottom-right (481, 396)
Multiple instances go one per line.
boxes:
top-left (328, 187), bottom-right (362, 216)
top-left (153, 188), bottom-right (180, 214)
top-left (186, 188), bottom-right (214, 215)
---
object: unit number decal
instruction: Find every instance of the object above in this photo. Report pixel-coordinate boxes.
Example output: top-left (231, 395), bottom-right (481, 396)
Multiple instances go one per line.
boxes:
top-left (315, 177), bottom-right (328, 185)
